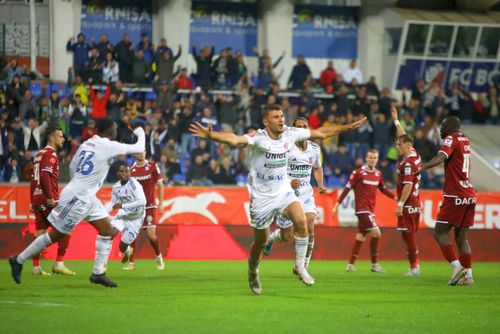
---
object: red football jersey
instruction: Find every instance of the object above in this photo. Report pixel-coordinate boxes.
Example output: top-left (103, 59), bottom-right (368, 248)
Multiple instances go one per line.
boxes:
top-left (130, 161), bottom-right (163, 209)
top-left (30, 146), bottom-right (59, 206)
top-left (347, 166), bottom-right (389, 213)
top-left (438, 132), bottom-right (475, 198)
top-left (396, 151), bottom-right (422, 208)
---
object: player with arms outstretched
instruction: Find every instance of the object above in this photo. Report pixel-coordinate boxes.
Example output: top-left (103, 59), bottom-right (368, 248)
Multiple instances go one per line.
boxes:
top-left (190, 104), bottom-right (365, 294)
top-left (333, 149), bottom-right (396, 273)
top-left (30, 125), bottom-right (75, 276)
top-left (108, 164), bottom-right (147, 264)
top-left (420, 116), bottom-right (476, 286)
top-left (262, 117), bottom-right (327, 272)
top-left (128, 151), bottom-right (165, 270)
top-left (9, 119), bottom-right (145, 287)
top-left (392, 108), bottom-right (423, 276)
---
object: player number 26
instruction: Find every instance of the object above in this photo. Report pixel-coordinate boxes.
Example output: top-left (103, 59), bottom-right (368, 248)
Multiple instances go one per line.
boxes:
top-left (76, 150), bottom-right (95, 175)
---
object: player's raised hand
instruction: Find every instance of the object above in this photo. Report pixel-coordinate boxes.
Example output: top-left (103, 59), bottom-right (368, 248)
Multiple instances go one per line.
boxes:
top-left (189, 122), bottom-right (212, 138)
top-left (318, 184), bottom-right (327, 194)
top-left (346, 117), bottom-right (367, 130)
top-left (391, 106), bottom-right (399, 121)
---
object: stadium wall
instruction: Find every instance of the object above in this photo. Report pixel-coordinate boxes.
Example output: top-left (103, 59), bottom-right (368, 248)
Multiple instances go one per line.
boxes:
top-left (0, 185), bottom-right (499, 261)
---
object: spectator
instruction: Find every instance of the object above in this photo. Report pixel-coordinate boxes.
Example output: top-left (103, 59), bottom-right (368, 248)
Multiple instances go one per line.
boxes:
top-left (68, 94), bottom-right (88, 139)
top-left (365, 76), bottom-right (380, 97)
top-left (102, 52), bottom-right (120, 84)
top-left (212, 49), bottom-right (230, 88)
top-left (379, 159), bottom-right (395, 187)
top-left (288, 55), bottom-right (312, 90)
top-left (106, 93), bottom-right (125, 124)
top-left (6, 74), bottom-right (26, 110)
top-left (156, 44), bottom-right (181, 83)
top-left (136, 32), bottom-right (155, 64)
top-left (191, 139), bottom-right (211, 164)
top-left (88, 80), bottom-right (110, 119)
top-left (23, 118), bottom-right (47, 152)
top-left (486, 86), bottom-right (500, 124)
top-left (186, 154), bottom-right (211, 186)
top-left (156, 38), bottom-right (173, 59)
top-left (342, 59), bottom-right (363, 84)
top-left (84, 48), bottom-right (102, 83)
top-left (3, 158), bottom-right (21, 183)
top-left (95, 33), bottom-right (114, 63)
top-left (70, 75), bottom-right (89, 105)
top-left (320, 60), bottom-right (336, 93)
top-left (192, 43), bottom-right (214, 89)
top-left (132, 50), bottom-right (151, 85)
top-left (66, 33), bottom-right (91, 76)
top-left (216, 95), bottom-right (237, 131)
top-left (165, 156), bottom-right (181, 184)
top-left (372, 113), bottom-right (391, 159)
top-left (173, 68), bottom-right (193, 90)
top-left (329, 144), bottom-right (354, 177)
top-left (3, 59), bottom-right (27, 84)
top-left (114, 33), bottom-right (134, 83)
top-left (153, 79), bottom-right (173, 112)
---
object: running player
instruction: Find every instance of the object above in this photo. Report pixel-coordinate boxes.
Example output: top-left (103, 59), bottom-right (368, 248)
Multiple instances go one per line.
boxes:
top-left (30, 125), bottom-right (75, 276)
top-left (262, 117), bottom-right (327, 272)
top-left (420, 116), bottom-right (476, 286)
top-left (190, 104), bottom-right (365, 294)
top-left (392, 108), bottom-right (422, 276)
top-left (108, 164), bottom-right (146, 265)
top-left (9, 119), bottom-right (145, 287)
top-left (127, 151), bottom-right (165, 270)
top-left (333, 149), bottom-right (396, 273)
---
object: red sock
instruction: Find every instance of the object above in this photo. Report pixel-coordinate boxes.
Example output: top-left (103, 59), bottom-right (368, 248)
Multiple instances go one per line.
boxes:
top-left (129, 240), bottom-right (137, 263)
top-left (349, 240), bottom-right (363, 265)
top-left (33, 254), bottom-right (40, 267)
top-left (402, 232), bottom-right (419, 269)
top-left (56, 235), bottom-right (71, 262)
top-left (439, 244), bottom-right (458, 263)
top-left (370, 237), bottom-right (379, 264)
top-left (459, 253), bottom-right (472, 269)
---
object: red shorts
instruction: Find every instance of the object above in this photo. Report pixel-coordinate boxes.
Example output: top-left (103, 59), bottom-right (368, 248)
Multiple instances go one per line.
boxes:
top-left (356, 213), bottom-right (378, 234)
top-left (142, 208), bottom-right (158, 229)
top-left (436, 196), bottom-right (476, 228)
top-left (397, 207), bottom-right (420, 233)
top-left (33, 205), bottom-right (53, 230)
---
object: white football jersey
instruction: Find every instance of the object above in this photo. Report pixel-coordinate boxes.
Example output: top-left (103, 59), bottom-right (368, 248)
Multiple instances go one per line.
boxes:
top-left (109, 177), bottom-right (146, 220)
top-left (64, 128), bottom-right (145, 198)
top-left (288, 141), bottom-right (321, 197)
top-left (244, 126), bottom-right (310, 197)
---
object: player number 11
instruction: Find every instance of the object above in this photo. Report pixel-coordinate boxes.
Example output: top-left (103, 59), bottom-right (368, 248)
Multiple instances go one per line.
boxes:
top-left (462, 153), bottom-right (470, 178)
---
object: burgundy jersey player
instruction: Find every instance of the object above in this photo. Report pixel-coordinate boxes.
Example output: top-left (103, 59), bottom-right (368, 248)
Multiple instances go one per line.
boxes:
top-left (333, 149), bottom-right (396, 273)
top-left (128, 151), bottom-right (165, 270)
top-left (421, 116), bottom-right (476, 286)
top-left (30, 125), bottom-right (75, 276)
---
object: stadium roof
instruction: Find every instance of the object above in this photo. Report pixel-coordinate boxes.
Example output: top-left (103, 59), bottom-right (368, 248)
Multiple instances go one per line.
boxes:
top-left (391, 7), bottom-right (500, 24)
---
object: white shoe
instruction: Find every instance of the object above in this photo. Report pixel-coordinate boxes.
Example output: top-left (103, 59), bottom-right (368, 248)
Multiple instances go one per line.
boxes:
top-left (371, 263), bottom-right (385, 273)
top-left (32, 266), bottom-right (51, 276)
top-left (156, 256), bottom-right (165, 270)
top-left (345, 264), bottom-right (356, 272)
top-left (297, 267), bottom-right (315, 286)
top-left (405, 268), bottom-right (421, 277)
top-left (448, 265), bottom-right (465, 286)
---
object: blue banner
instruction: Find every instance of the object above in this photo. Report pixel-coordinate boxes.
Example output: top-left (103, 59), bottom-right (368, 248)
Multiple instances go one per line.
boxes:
top-left (81, 0), bottom-right (153, 44)
top-left (397, 59), bottom-right (499, 92)
top-left (292, 5), bottom-right (359, 59)
top-left (190, 1), bottom-right (258, 56)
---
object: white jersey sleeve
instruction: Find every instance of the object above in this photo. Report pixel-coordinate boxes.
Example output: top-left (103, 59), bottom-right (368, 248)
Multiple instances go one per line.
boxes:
top-left (107, 127), bottom-right (146, 156)
top-left (121, 179), bottom-right (146, 210)
top-left (106, 183), bottom-right (119, 212)
top-left (288, 127), bottom-right (311, 143)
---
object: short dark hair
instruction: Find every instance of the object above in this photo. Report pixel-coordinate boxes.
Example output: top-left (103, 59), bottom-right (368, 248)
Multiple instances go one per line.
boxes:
top-left (293, 117), bottom-right (309, 127)
top-left (398, 134), bottom-right (414, 145)
top-left (45, 125), bottom-right (62, 139)
top-left (96, 118), bottom-right (115, 134)
top-left (261, 104), bottom-right (282, 118)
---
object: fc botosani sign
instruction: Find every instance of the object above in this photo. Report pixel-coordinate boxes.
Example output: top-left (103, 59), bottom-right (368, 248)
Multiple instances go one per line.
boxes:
top-left (397, 58), bottom-right (500, 93)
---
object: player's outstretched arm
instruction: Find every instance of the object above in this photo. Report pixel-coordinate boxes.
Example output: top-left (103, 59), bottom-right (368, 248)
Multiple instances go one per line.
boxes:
top-left (391, 106), bottom-right (406, 137)
top-left (122, 127), bottom-right (146, 154)
top-left (189, 122), bottom-right (249, 147)
top-left (421, 152), bottom-right (447, 172)
top-left (310, 117), bottom-right (367, 140)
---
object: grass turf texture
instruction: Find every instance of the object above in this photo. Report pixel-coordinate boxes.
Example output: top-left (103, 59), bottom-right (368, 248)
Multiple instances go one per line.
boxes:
top-left (0, 260), bottom-right (499, 334)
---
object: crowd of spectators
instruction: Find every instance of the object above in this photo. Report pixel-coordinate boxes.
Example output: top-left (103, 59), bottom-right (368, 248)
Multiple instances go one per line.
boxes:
top-left (1, 31), bottom-right (500, 189)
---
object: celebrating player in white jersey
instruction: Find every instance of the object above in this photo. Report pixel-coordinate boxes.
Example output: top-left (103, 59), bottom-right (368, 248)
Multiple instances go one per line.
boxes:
top-left (9, 119), bottom-right (145, 288)
top-left (107, 164), bottom-right (147, 265)
top-left (190, 104), bottom-right (365, 295)
top-left (263, 117), bottom-right (327, 272)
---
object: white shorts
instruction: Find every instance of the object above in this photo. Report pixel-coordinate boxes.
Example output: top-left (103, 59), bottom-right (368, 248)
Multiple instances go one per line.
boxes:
top-left (279, 193), bottom-right (317, 227)
top-left (249, 190), bottom-right (299, 230)
top-left (111, 215), bottom-right (144, 245)
top-left (48, 192), bottom-right (108, 235)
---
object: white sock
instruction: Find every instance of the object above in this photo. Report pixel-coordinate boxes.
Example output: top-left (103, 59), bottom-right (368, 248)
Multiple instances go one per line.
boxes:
top-left (294, 235), bottom-right (308, 272)
top-left (464, 268), bottom-right (473, 278)
top-left (17, 233), bottom-right (53, 264)
top-left (450, 260), bottom-right (461, 268)
top-left (55, 261), bottom-right (64, 268)
top-left (267, 229), bottom-right (282, 244)
top-left (156, 254), bottom-right (163, 260)
top-left (304, 235), bottom-right (315, 268)
top-left (93, 235), bottom-right (112, 275)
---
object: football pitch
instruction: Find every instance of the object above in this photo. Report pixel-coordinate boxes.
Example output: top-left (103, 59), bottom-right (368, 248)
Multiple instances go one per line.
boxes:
top-left (0, 260), bottom-right (499, 334)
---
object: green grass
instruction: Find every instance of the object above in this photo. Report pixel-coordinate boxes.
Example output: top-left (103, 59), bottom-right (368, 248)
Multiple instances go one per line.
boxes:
top-left (0, 260), bottom-right (499, 334)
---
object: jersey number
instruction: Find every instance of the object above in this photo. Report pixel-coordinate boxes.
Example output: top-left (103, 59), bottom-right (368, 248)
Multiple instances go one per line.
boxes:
top-left (462, 153), bottom-right (470, 178)
top-left (76, 151), bottom-right (95, 175)
top-left (33, 163), bottom-right (40, 185)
